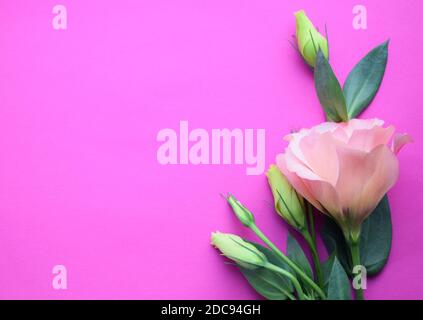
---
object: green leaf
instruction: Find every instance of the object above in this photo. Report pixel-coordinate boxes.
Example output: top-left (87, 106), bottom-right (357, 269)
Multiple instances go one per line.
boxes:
top-left (359, 195), bottom-right (392, 275)
top-left (343, 41), bottom-right (389, 118)
top-left (321, 217), bottom-right (352, 275)
top-left (322, 195), bottom-right (392, 276)
top-left (239, 267), bottom-right (292, 300)
top-left (286, 234), bottom-right (314, 281)
top-left (322, 253), bottom-right (336, 287)
top-left (248, 241), bottom-right (294, 290)
top-left (327, 257), bottom-right (352, 300)
top-left (238, 241), bottom-right (294, 300)
top-left (314, 50), bottom-right (348, 122)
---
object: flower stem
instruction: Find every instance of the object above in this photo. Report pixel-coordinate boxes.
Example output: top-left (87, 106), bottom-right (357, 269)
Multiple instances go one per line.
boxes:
top-left (302, 230), bottom-right (324, 289)
top-left (303, 202), bottom-right (324, 289)
top-left (250, 223), bottom-right (326, 300)
top-left (350, 240), bottom-right (364, 300)
top-left (307, 202), bottom-right (317, 244)
top-left (284, 291), bottom-right (297, 301)
top-left (265, 263), bottom-right (305, 300)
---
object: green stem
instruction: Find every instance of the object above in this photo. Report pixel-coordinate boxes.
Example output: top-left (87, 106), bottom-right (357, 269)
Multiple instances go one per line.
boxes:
top-left (304, 202), bottom-right (324, 289)
top-left (266, 263), bottom-right (305, 300)
top-left (284, 290), bottom-right (297, 301)
top-left (250, 224), bottom-right (326, 300)
top-left (350, 240), bottom-right (364, 300)
top-left (302, 230), bottom-right (324, 289)
top-left (307, 203), bottom-right (317, 244)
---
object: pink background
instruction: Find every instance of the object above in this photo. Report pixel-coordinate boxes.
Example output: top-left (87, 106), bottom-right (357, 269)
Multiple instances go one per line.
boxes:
top-left (0, 0), bottom-right (422, 299)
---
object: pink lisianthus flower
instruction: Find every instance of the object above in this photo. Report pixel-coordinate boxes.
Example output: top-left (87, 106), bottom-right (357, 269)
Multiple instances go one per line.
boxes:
top-left (276, 118), bottom-right (412, 242)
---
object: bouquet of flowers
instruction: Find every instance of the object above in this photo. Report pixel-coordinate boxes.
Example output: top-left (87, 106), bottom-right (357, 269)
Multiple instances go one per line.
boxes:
top-left (211, 10), bottom-right (412, 300)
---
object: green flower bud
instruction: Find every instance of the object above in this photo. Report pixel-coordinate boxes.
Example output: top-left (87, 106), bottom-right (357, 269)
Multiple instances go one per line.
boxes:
top-left (211, 232), bottom-right (267, 269)
top-left (295, 10), bottom-right (329, 67)
top-left (266, 165), bottom-right (307, 231)
top-left (226, 194), bottom-right (255, 228)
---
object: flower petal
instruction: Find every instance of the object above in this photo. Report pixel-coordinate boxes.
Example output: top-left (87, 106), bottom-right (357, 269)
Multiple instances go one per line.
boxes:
top-left (276, 154), bottom-right (324, 212)
top-left (347, 125), bottom-right (395, 152)
top-left (344, 118), bottom-right (384, 136)
top-left (299, 131), bottom-right (341, 186)
top-left (306, 178), bottom-right (343, 221)
top-left (336, 145), bottom-right (399, 226)
top-left (392, 133), bottom-right (413, 154)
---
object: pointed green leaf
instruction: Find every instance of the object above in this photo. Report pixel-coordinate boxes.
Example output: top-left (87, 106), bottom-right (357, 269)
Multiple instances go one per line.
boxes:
top-left (314, 50), bottom-right (348, 122)
top-left (343, 41), bottom-right (389, 118)
top-left (359, 195), bottom-right (392, 275)
top-left (322, 195), bottom-right (392, 276)
top-left (239, 267), bottom-right (292, 300)
top-left (327, 257), bottom-right (352, 300)
top-left (287, 234), bottom-right (313, 280)
top-left (321, 217), bottom-right (352, 275)
top-left (248, 241), bottom-right (294, 290)
top-left (238, 241), bottom-right (294, 300)
top-left (322, 253), bottom-right (336, 287)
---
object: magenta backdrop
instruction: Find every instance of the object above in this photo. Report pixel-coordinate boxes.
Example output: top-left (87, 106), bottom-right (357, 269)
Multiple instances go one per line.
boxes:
top-left (0, 0), bottom-right (422, 299)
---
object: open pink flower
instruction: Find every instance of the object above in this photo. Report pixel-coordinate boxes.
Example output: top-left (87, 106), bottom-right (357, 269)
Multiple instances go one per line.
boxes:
top-left (276, 119), bottom-right (412, 240)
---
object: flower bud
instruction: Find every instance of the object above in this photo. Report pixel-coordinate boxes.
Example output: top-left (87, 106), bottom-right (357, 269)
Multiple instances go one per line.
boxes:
top-left (295, 10), bottom-right (328, 67)
top-left (226, 194), bottom-right (255, 228)
top-left (211, 232), bottom-right (267, 269)
top-left (266, 165), bottom-right (307, 231)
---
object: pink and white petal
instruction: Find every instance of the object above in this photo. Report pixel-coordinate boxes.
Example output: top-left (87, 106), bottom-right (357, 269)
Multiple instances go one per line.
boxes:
top-left (306, 178), bottom-right (343, 221)
top-left (344, 118), bottom-right (384, 137)
top-left (284, 149), bottom-right (322, 181)
top-left (331, 126), bottom-right (349, 143)
top-left (283, 133), bottom-right (294, 142)
top-left (285, 129), bottom-right (311, 166)
top-left (335, 146), bottom-right (375, 215)
top-left (285, 122), bottom-right (340, 167)
top-left (284, 127), bottom-right (310, 142)
top-left (312, 122), bottom-right (338, 134)
top-left (349, 118), bottom-right (384, 130)
top-left (347, 125), bottom-right (395, 152)
top-left (355, 145), bottom-right (399, 225)
top-left (299, 131), bottom-right (340, 186)
top-left (276, 154), bottom-right (324, 212)
top-left (392, 133), bottom-right (413, 154)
